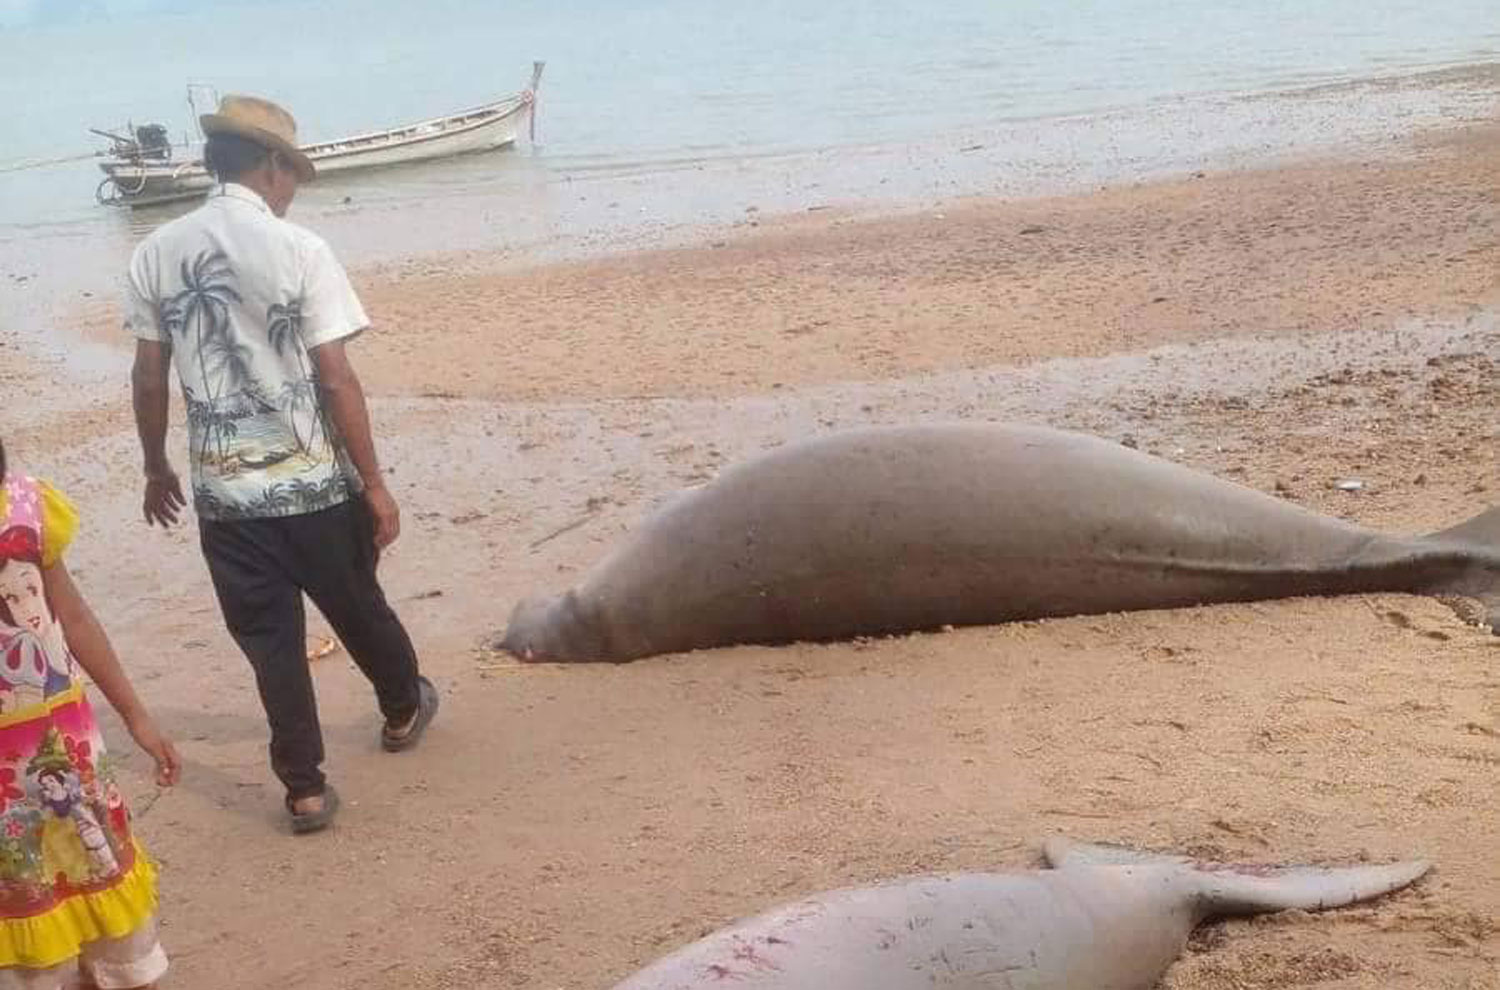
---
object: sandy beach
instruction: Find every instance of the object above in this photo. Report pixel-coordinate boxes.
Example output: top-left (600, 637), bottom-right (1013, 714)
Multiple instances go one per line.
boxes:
top-left (3, 113), bottom-right (1498, 989)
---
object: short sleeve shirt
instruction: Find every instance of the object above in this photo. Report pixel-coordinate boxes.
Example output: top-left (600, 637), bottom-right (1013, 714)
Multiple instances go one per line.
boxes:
top-left (123, 183), bottom-right (367, 520)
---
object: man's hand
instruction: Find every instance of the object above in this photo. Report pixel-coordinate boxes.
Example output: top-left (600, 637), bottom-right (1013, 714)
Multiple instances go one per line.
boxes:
top-left (143, 468), bottom-right (186, 527)
top-left (132, 337), bottom-right (181, 529)
top-left (311, 338), bottom-right (400, 550)
top-left (365, 482), bottom-right (400, 549)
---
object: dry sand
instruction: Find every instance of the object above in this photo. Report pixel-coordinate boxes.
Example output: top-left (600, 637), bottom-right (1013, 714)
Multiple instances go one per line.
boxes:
top-left (4, 119), bottom-right (1499, 988)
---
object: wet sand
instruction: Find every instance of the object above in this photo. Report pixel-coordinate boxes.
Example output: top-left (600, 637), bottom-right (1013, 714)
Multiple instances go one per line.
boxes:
top-left (352, 122), bottom-right (1500, 403)
top-left (6, 118), bottom-right (1499, 988)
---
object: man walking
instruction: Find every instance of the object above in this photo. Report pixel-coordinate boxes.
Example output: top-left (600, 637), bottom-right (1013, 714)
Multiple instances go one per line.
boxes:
top-left (126, 94), bottom-right (438, 834)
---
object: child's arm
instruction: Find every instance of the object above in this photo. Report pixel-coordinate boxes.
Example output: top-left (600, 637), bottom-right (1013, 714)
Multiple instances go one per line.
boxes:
top-left (44, 560), bottom-right (181, 787)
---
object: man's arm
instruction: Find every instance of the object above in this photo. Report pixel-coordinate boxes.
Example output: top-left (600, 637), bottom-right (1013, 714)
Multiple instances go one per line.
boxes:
top-left (309, 338), bottom-right (400, 548)
top-left (131, 339), bottom-right (185, 526)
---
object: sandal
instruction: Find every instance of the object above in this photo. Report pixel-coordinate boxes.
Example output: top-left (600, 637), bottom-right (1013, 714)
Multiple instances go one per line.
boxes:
top-left (382, 676), bottom-right (439, 753)
top-left (287, 785), bottom-right (340, 835)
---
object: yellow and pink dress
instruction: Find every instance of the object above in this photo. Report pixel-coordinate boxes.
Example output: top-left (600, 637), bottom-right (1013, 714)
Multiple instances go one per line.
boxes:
top-left (0, 475), bottom-right (163, 981)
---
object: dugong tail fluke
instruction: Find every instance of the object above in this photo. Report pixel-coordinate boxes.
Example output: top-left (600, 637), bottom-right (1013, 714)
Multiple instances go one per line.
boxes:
top-left (1044, 837), bottom-right (1432, 916)
top-left (610, 838), bottom-right (1431, 990)
top-left (1430, 506), bottom-right (1500, 628)
top-left (1431, 504), bottom-right (1500, 547)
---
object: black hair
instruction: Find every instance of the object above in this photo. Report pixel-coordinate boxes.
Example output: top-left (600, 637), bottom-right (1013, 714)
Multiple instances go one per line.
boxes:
top-left (1, 437), bottom-right (6, 485)
top-left (203, 132), bottom-right (272, 182)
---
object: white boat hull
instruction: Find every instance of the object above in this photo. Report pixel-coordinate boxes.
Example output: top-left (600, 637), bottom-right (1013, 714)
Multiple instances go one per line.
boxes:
top-left (97, 67), bottom-right (540, 208)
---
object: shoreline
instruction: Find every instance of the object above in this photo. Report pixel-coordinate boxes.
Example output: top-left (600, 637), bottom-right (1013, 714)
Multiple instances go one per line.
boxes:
top-left (324, 117), bottom-right (1500, 403)
top-left (8, 60), bottom-right (1500, 357)
top-left (16, 111), bottom-right (1497, 446)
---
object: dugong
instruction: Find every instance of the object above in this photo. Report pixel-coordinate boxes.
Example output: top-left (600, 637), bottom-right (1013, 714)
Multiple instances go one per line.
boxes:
top-left (500, 422), bottom-right (1500, 663)
top-left (609, 839), bottom-right (1431, 990)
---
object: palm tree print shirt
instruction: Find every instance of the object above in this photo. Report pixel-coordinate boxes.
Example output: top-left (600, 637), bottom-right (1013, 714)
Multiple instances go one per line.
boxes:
top-left (123, 183), bottom-right (368, 520)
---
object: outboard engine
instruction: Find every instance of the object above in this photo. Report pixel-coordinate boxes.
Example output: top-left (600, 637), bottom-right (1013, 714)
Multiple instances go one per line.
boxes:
top-left (134, 123), bottom-right (171, 161)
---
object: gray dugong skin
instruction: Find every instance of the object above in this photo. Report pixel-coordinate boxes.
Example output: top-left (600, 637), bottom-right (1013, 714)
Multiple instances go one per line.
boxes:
top-left (501, 422), bottom-right (1500, 663)
top-left (608, 839), bottom-right (1430, 990)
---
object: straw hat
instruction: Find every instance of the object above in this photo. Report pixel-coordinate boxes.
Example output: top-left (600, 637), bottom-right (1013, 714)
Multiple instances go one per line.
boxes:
top-left (200, 94), bottom-right (316, 181)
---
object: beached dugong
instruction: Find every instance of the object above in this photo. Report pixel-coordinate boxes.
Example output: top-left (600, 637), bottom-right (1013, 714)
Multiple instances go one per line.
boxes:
top-left (500, 422), bottom-right (1500, 663)
top-left (609, 839), bottom-right (1430, 990)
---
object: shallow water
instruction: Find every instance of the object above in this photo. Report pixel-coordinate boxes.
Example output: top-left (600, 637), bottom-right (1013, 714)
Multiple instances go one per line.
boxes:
top-left (2, 0), bottom-right (1498, 347)
top-left (5, 0), bottom-right (1500, 226)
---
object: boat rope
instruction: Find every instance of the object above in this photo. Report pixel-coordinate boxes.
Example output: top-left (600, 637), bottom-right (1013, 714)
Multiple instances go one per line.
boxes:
top-left (0, 150), bottom-right (99, 174)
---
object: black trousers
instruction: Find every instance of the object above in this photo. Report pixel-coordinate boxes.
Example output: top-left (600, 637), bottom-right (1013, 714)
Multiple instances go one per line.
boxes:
top-left (199, 499), bottom-right (421, 800)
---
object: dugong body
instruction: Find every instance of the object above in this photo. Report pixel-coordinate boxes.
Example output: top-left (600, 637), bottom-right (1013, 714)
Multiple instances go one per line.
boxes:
top-left (502, 423), bottom-right (1500, 662)
top-left (609, 839), bottom-right (1430, 990)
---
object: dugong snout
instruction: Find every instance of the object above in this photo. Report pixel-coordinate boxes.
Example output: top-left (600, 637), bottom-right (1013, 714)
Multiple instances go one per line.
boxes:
top-left (499, 591), bottom-right (606, 662)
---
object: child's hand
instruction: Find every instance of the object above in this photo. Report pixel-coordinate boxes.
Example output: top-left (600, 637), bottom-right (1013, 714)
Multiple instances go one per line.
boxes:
top-left (127, 714), bottom-right (181, 787)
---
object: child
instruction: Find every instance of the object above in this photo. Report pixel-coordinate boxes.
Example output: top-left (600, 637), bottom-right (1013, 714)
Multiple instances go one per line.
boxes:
top-left (0, 439), bottom-right (179, 990)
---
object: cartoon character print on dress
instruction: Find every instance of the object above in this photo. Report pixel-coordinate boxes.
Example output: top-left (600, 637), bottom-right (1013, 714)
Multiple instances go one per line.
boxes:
top-left (0, 476), bottom-right (136, 916)
top-left (34, 760), bottom-right (118, 876)
top-left (0, 480), bottom-right (75, 706)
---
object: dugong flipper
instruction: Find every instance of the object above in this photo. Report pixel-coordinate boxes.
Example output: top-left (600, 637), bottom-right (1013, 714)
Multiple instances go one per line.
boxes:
top-left (608, 839), bottom-right (1431, 990)
top-left (500, 423), bottom-right (1500, 662)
